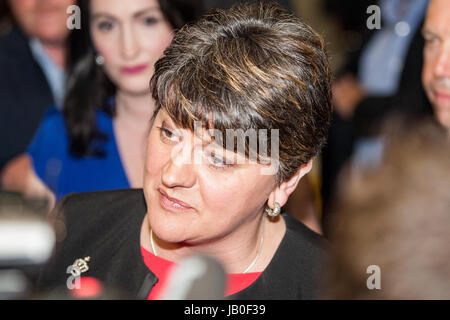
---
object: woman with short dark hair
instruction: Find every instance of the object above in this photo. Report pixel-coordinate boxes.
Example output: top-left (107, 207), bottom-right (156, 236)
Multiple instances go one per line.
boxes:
top-left (38, 1), bottom-right (332, 300)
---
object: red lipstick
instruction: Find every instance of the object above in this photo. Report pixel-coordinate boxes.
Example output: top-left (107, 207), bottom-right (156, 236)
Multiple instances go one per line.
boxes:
top-left (121, 64), bottom-right (148, 75)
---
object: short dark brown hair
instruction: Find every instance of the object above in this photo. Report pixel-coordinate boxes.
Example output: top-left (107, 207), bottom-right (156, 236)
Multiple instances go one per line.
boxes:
top-left (151, 1), bottom-right (332, 183)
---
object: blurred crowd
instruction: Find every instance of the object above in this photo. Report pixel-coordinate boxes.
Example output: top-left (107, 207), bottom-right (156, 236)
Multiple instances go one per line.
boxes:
top-left (0, 0), bottom-right (449, 299)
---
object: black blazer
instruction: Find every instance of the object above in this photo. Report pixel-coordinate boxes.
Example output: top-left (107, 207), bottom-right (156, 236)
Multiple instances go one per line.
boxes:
top-left (37, 189), bottom-right (326, 300)
top-left (0, 27), bottom-right (54, 171)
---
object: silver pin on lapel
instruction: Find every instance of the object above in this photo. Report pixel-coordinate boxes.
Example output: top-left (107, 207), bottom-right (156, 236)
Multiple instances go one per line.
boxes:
top-left (71, 256), bottom-right (91, 277)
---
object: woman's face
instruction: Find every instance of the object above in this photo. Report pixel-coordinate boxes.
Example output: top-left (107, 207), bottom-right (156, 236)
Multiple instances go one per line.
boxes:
top-left (143, 109), bottom-right (278, 245)
top-left (90, 0), bottom-right (174, 95)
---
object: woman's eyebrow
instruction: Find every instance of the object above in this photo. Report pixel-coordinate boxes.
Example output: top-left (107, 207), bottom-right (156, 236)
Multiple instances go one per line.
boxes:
top-left (161, 116), bottom-right (176, 129)
top-left (91, 7), bottom-right (160, 21)
top-left (134, 7), bottom-right (161, 18)
top-left (91, 12), bottom-right (116, 21)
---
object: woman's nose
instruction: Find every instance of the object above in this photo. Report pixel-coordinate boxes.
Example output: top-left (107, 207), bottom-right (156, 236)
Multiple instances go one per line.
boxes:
top-left (120, 24), bottom-right (139, 60)
top-left (161, 143), bottom-right (197, 189)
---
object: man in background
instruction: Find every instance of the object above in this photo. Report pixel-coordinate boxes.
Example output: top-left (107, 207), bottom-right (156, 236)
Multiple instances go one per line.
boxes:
top-left (322, 2), bottom-right (450, 296)
top-left (0, 0), bottom-right (73, 172)
top-left (321, 0), bottom-right (432, 223)
top-left (422, 0), bottom-right (450, 131)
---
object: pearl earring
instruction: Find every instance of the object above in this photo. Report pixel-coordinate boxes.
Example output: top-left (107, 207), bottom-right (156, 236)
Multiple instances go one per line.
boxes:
top-left (95, 54), bottom-right (105, 66)
top-left (266, 202), bottom-right (281, 217)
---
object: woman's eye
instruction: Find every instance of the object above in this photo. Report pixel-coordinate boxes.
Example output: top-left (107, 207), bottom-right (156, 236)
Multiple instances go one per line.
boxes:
top-left (207, 152), bottom-right (229, 169)
top-left (143, 16), bottom-right (159, 26)
top-left (211, 156), bottom-right (225, 166)
top-left (97, 20), bottom-right (114, 31)
top-left (158, 126), bottom-right (179, 142)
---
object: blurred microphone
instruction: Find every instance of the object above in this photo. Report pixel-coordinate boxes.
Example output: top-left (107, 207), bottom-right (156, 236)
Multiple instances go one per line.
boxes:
top-left (0, 192), bottom-right (54, 268)
top-left (0, 218), bottom-right (54, 268)
top-left (161, 255), bottom-right (226, 300)
top-left (0, 191), bottom-right (55, 299)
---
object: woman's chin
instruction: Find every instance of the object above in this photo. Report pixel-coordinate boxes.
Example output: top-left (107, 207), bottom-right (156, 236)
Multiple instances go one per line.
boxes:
top-left (149, 211), bottom-right (193, 243)
top-left (118, 85), bottom-right (152, 97)
top-left (111, 74), bottom-right (153, 96)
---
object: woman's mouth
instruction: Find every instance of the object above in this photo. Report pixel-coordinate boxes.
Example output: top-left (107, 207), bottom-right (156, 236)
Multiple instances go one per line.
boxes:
top-left (158, 188), bottom-right (194, 212)
top-left (121, 64), bottom-right (148, 75)
top-left (435, 90), bottom-right (450, 103)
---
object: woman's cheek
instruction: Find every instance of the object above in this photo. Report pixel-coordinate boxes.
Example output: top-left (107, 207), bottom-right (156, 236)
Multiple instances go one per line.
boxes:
top-left (145, 141), bottom-right (167, 175)
top-left (140, 27), bottom-right (174, 59)
top-left (198, 171), bottom-right (242, 211)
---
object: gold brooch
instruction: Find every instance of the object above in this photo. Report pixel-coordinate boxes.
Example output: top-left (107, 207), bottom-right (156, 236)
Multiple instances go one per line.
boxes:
top-left (70, 257), bottom-right (91, 277)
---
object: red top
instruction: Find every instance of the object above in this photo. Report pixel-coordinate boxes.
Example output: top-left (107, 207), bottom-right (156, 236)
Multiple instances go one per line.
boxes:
top-left (141, 246), bottom-right (262, 300)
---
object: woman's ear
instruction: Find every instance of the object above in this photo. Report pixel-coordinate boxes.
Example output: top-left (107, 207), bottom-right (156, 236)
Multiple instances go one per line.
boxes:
top-left (267, 159), bottom-right (313, 209)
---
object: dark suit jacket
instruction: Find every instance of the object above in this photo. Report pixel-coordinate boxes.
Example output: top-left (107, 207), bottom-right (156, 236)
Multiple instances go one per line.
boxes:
top-left (37, 189), bottom-right (326, 300)
top-left (351, 25), bottom-right (433, 137)
top-left (0, 27), bottom-right (54, 171)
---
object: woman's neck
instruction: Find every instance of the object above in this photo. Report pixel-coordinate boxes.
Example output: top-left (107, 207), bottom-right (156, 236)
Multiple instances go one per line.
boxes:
top-left (141, 212), bottom-right (285, 274)
top-left (115, 91), bottom-right (155, 131)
